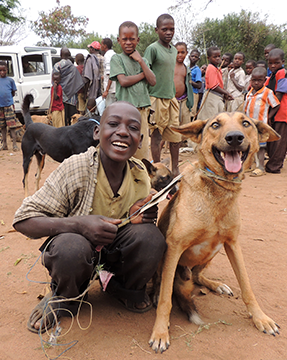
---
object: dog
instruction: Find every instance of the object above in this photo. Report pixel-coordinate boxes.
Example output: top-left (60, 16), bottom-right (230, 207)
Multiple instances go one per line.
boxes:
top-left (71, 113), bottom-right (82, 125)
top-left (31, 114), bottom-right (52, 126)
top-left (21, 94), bottom-right (100, 197)
top-left (149, 112), bottom-right (281, 353)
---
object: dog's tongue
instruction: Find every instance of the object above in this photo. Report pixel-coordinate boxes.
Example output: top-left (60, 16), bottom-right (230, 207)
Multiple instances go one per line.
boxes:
top-left (224, 151), bottom-right (242, 173)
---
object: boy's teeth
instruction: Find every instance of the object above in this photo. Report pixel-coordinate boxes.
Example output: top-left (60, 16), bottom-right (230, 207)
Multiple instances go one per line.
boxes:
top-left (113, 142), bottom-right (128, 148)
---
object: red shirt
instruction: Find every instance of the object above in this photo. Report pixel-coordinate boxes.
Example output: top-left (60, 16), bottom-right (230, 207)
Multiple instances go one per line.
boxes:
top-left (51, 84), bottom-right (64, 112)
top-left (205, 64), bottom-right (223, 90)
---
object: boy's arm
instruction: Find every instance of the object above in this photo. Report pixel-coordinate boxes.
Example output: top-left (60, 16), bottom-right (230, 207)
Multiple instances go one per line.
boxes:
top-left (212, 85), bottom-right (234, 100)
top-left (268, 104), bottom-right (280, 125)
top-left (117, 72), bottom-right (145, 87)
top-left (102, 79), bottom-right (113, 98)
top-left (129, 50), bottom-right (156, 86)
top-left (229, 71), bottom-right (244, 92)
top-left (192, 80), bottom-right (202, 89)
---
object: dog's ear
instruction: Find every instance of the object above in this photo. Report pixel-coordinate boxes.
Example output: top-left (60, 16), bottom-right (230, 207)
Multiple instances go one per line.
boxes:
top-left (141, 158), bottom-right (157, 175)
top-left (252, 119), bottom-right (281, 143)
top-left (171, 119), bottom-right (208, 144)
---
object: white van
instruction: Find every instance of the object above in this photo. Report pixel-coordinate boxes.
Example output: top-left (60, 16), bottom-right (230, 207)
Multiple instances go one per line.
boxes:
top-left (0, 46), bottom-right (88, 119)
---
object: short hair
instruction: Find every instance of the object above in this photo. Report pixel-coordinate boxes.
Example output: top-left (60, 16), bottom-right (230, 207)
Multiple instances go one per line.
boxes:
top-left (246, 60), bottom-right (256, 68)
top-left (268, 48), bottom-right (285, 61)
top-left (119, 21), bottom-right (138, 36)
top-left (207, 46), bottom-right (220, 57)
top-left (156, 13), bottom-right (174, 27)
top-left (0, 61), bottom-right (7, 68)
top-left (75, 53), bottom-right (84, 64)
top-left (60, 47), bottom-right (71, 59)
top-left (52, 71), bottom-right (61, 79)
top-left (256, 60), bottom-right (267, 69)
top-left (102, 37), bottom-right (113, 49)
top-left (190, 49), bottom-right (200, 56)
top-left (252, 67), bottom-right (267, 77)
top-left (175, 42), bottom-right (187, 51)
top-left (235, 51), bottom-right (245, 61)
top-left (264, 43), bottom-right (276, 51)
top-left (223, 52), bottom-right (233, 62)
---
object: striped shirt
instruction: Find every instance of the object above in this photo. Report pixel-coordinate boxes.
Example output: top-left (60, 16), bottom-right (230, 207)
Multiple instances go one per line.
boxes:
top-left (244, 86), bottom-right (280, 124)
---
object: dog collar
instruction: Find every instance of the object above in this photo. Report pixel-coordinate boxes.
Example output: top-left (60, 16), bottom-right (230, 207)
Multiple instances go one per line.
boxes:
top-left (200, 167), bottom-right (242, 184)
top-left (89, 118), bottom-right (100, 125)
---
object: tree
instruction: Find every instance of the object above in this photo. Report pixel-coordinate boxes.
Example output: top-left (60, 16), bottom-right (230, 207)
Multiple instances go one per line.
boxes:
top-left (0, 18), bottom-right (27, 45)
top-left (32, 0), bottom-right (89, 47)
top-left (191, 10), bottom-right (286, 63)
top-left (0, 0), bottom-right (20, 23)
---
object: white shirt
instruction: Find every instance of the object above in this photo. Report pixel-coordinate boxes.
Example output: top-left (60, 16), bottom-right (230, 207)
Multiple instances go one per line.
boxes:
top-left (104, 49), bottom-right (116, 93)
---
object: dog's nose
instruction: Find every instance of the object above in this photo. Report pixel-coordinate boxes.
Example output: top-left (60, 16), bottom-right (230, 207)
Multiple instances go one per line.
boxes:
top-left (225, 131), bottom-right (245, 146)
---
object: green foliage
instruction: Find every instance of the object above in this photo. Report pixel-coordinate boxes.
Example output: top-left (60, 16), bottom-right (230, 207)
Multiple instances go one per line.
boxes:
top-left (32, 0), bottom-right (88, 47)
top-left (0, 0), bottom-right (20, 23)
top-left (137, 22), bottom-right (157, 56)
top-left (192, 10), bottom-right (287, 64)
top-left (66, 32), bottom-right (102, 49)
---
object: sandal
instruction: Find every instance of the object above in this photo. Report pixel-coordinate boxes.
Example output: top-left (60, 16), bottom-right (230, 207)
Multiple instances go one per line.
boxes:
top-left (250, 168), bottom-right (266, 177)
top-left (117, 292), bottom-right (153, 313)
top-left (27, 292), bottom-right (59, 333)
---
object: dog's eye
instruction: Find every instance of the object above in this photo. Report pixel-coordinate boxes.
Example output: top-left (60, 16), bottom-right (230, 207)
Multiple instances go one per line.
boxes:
top-left (211, 122), bottom-right (220, 129)
top-left (242, 120), bottom-right (251, 127)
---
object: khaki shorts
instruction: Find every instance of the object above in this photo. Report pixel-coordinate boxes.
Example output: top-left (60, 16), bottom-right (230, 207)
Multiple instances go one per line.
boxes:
top-left (149, 97), bottom-right (181, 143)
top-left (197, 91), bottom-right (225, 120)
top-left (77, 93), bottom-right (86, 113)
top-left (190, 93), bottom-right (199, 117)
top-left (178, 97), bottom-right (191, 126)
top-left (52, 109), bottom-right (65, 128)
top-left (133, 107), bottom-right (150, 161)
top-left (226, 94), bottom-right (245, 112)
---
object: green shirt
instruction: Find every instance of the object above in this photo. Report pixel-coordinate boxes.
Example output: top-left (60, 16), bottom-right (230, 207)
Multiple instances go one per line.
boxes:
top-left (110, 53), bottom-right (151, 108)
top-left (144, 41), bottom-right (177, 99)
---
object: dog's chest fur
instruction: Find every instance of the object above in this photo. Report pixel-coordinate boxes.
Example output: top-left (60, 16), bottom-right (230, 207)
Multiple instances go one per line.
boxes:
top-left (159, 164), bottom-right (241, 268)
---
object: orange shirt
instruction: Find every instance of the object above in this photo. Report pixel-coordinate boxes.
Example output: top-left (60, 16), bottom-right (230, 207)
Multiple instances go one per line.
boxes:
top-left (205, 64), bottom-right (223, 90)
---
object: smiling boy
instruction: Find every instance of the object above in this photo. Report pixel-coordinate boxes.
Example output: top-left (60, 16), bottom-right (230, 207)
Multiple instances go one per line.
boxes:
top-left (110, 21), bottom-right (156, 160)
top-left (13, 101), bottom-right (166, 333)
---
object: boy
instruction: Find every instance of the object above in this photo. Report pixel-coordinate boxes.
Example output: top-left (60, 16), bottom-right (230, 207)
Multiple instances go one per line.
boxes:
top-left (244, 60), bottom-right (256, 92)
top-left (197, 46), bottom-right (233, 120)
top-left (221, 52), bottom-right (233, 90)
top-left (75, 53), bottom-right (86, 115)
top-left (13, 101), bottom-right (166, 333)
top-left (144, 14), bottom-right (182, 176)
top-left (265, 48), bottom-right (287, 174)
top-left (244, 67), bottom-right (280, 176)
top-left (226, 52), bottom-right (246, 112)
top-left (0, 61), bottom-right (19, 151)
top-left (110, 21), bottom-right (156, 160)
top-left (189, 49), bottom-right (201, 120)
top-left (50, 72), bottom-right (65, 128)
top-left (174, 42), bottom-right (194, 125)
top-left (264, 43), bottom-right (276, 77)
top-left (198, 64), bottom-right (207, 111)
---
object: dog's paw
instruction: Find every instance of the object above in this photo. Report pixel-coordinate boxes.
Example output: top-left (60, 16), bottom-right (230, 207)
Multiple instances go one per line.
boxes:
top-left (252, 312), bottom-right (280, 336)
top-left (216, 284), bottom-right (233, 296)
top-left (149, 331), bottom-right (170, 353)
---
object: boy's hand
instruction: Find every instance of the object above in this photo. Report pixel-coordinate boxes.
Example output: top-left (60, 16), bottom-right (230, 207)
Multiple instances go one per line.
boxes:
top-left (224, 93), bottom-right (234, 101)
top-left (129, 50), bottom-right (142, 63)
top-left (230, 72), bottom-right (235, 79)
top-left (77, 215), bottom-right (121, 247)
top-left (129, 194), bottom-right (158, 224)
top-left (102, 90), bottom-right (108, 99)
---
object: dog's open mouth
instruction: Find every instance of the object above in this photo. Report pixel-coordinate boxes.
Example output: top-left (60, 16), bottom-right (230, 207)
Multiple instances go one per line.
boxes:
top-left (212, 146), bottom-right (250, 174)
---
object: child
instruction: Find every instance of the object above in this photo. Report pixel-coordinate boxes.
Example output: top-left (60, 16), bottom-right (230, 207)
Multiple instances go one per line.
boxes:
top-left (75, 53), bottom-right (86, 115)
top-left (0, 61), bottom-right (19, 151)
top-left (197, 64), bottom-right (207, 111)
top-left (174, 42), bottom-right (194, 125)
top-left (244, 60), bottom-right (256, 92)
top-left (244, 67), bottom-right (280, 176)
top-left (265, 48), bottom-right (287, 174)
top-left (189, 49), bottom-right (202, 120)
top-left (226, 52), bottom-right (246, 112)
top-left (197, 46), bottom-right (233, 120)
top-left (256, 60), bottom-right (267, 69)
top-left (221, 52), bottom-right (233, 90)
top-left (264, 43), bottom-right (276, 77)
top-left (13, 101), bottom-right (166, 332)
top-left (144, 14), bottom-right (182, 176)
top-left (110, 21), bottom-right (156, 160)
top-left (50, 72), bottom-right (65, 128)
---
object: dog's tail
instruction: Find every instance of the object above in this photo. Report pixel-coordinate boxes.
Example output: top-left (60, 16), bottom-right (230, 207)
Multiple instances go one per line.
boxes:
top-left (22, 94), bottom-right (34, 128)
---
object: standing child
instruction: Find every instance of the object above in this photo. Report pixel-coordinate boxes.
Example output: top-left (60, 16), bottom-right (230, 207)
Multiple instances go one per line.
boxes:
top-left (174, 42), bottom-right (194, 126)
top-left (197, 64), bottom-right (207, 111)
top-left (226, 52), bottom-right (246, 112)
top-left (244, 67), bottom-right (280, 176)
top-left (110, 21), bottom-right (156, 160)
top-left (221, 52), bottom-right (233, 90)
top-left (244, 60), bottom-right (256, 92)
top-left (189, 49), bottom-right (202, 120)
top-left (0, 61), bottom-right (19, 151)
top-left (50, 72), bottom-right (65, 128)
top-left (264, 44), bottom-right (276, 77)
top-left (197, 46), bottom-right (233, 120)
top-left (144, 14), bottom-right (182, 176)
top-left (75, 53), bottom-right (86, 115)
top-left (265, 48), bottom-right (287, 174)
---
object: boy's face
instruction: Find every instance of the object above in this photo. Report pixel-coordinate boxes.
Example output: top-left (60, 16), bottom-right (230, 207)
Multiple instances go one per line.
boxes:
top-left (233, 54), bottom-right (244, 68)
top-left (0, 65), bottom-right (7, 78)
top-left (268, 55), bottom-right (284, 73)
top-left (101, 41), bottom-right (108, 53)
top-left (200, 64), bottom-right (207, 76)
top-left (228, 62), bottom-right (234, 71)
top-left (221, 55), bottom-right (231, 68)
top-left (156, 19), bottom-right (174, 46)
top-left (176, 45), bottom-right (187, 64)
top-left (189, 52), bottom-right (200, 66)
top-left (208, 50), bottom-right (221, 67)
top-left (251, 74), bottom-right (265, 92)
top-left (264, 48), bottom-right (272, 60)
top-left (245, 63), bottom-right (255, 75)
top-left (53, 74), bottom-right (61, 85)
top-left (117, 26), bottom-right (139, 55)
top-left (98, 102), bottom-right (142, 163)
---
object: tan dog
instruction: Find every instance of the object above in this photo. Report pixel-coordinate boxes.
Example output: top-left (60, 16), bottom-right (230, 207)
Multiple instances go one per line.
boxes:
top-left (31, 114), bottom-right (52, 126)
top-left (70, 113), bottom-right (82, 125)
top-left (149, 112), bottom-right (280, 353)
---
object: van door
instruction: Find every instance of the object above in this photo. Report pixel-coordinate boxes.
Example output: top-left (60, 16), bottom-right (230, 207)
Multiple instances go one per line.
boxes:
top-left (17, 51), bottom-right (52, 113)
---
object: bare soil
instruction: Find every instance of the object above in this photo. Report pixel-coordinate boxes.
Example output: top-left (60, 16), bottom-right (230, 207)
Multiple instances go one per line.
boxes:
top-left (0, 145), bottom-right (286, 360)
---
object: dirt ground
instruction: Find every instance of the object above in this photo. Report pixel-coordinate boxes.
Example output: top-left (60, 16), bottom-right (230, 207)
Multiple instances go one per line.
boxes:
top-left (0, 143), bottom-right (287, 360)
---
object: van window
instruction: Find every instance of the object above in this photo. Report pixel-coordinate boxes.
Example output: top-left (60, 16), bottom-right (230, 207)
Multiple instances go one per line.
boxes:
top-left (0, 56), bottom-right (14, 76)
top-left (22, 54), bottom-right (48, 76)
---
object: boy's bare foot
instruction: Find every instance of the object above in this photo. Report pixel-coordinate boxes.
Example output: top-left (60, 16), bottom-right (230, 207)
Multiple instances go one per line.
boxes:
top-left (0, 145), bottom-right (8, 151)
top-left (13, 145), bottom-right (19, 151)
